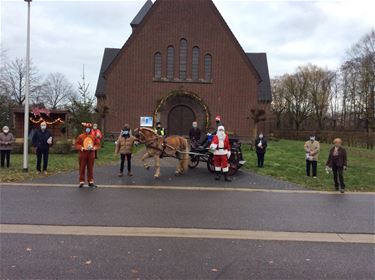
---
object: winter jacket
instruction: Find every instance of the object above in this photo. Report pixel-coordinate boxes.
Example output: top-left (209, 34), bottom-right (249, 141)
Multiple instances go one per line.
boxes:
top-left (255, 137), bottom-right (267, 154)
top-left (326, 147), bottom-right (347, 168)
top-left (90, 129), bottom-right (103, 141)
top-left (189, 128), bottom-right (201, 142)
top-left (115, 135), bottom-right (136, 155)
top-left (32, 129), bottom-right (52, 150)
top-left (304, 140), bottom-right (320, 161)
top-left (0, 132), bottom-right (15, 151)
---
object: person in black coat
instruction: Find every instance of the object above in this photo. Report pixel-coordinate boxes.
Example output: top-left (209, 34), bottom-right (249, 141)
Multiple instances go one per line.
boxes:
top-left (255, 132), bottom-right (267, 167)
top-left (189, 121), bottom-right (201, 149)
top-left (32, 122), bottom-right (53, 174)
top-left (326, 138), bottom-right (347, 193)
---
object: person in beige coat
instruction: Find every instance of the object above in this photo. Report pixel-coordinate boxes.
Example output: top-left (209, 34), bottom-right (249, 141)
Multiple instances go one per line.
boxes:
top-left (115, 124), bottom-right (137, 177)
top-left (0, 126), bottom-right (15, 168)
top-left (304, 135), bottom-right (320, 177)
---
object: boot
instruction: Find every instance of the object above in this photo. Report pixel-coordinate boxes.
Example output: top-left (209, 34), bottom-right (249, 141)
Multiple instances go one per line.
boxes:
top-left (89, 182), bottom-right (98, 188)
top-left (224, 172), bottom-right (231, 182)
top-left (215, 171), bottom-right (221, 181)
top-left (78, 182), bottom-right (84, 188)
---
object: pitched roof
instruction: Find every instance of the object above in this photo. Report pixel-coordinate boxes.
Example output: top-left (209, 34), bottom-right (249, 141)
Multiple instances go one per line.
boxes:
top-left (130, 0), bottom-right (153, 28)
top-left (246, 53), bottom-right (272, 102)
top-left (95, 48), bottom-right (120, 97)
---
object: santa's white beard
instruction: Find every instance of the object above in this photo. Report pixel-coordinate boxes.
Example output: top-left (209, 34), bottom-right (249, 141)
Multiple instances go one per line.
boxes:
top-left (217, 131), bottom-right (225, 148)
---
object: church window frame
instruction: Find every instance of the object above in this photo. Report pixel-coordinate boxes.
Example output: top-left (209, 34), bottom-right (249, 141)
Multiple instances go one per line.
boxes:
top-left (154, 52), bottom-right (162, 79)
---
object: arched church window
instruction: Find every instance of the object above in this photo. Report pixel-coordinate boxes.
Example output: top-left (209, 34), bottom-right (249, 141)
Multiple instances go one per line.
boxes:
top-left (154, 52), bottom-right (162, 79)
top-left (167, 46), bottom-right (174, 80)
top-left (192, 46), bottom-right (200, 80)
top-left (179, 39), bottom-right (187, 80)
top-left (204, 54), bottom-right (212, 81)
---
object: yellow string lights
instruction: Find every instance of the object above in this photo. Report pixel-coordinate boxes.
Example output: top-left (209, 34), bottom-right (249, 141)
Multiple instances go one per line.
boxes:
top-left (29, 117), bottom-right (64, 125)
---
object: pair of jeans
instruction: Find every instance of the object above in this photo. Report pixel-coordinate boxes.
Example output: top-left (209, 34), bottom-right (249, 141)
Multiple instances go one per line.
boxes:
top-left (332, 165), bottom-right (345, 190)
top-left (36, 149), bottom-right (49, 171)
top-left (0, 150), bottom-right (11, 167)
top-left (120, 154), bottom-right (132, 173)
top-left (306, 160), bottom-right (317, 176)
top-left (257, 152), bottom-right (265, 167)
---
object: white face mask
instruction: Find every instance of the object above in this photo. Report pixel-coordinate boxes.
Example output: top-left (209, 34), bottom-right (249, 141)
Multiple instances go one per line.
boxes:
top-left (259, 134), bottom-right (263, 139)
top-left (3, 130), bottom-right (9, 134)
top-left (93, 125), bottom-right (98, 130)
top-left (41, 126), bottom-right (47, 130)
top-left (192, 123), bottom-right (197, 128)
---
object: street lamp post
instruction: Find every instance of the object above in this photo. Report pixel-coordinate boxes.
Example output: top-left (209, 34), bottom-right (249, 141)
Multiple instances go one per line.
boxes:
top-left (23, 0), bottom-right (32, 172)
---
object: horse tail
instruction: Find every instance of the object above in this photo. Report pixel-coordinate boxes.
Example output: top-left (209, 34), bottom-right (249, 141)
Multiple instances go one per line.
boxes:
top-left (182, 137), bottom-right (190, 172)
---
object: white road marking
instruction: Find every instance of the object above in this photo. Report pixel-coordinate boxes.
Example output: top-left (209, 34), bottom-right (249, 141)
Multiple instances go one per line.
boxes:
top-left (1, 224), bottom-right (374, 244)
top-left (0, 182), bottom-right (374, 195)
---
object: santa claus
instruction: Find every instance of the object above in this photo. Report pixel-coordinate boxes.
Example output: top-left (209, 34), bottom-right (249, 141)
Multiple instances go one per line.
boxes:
top-left (75, 123), bottom-right (101, 188)
top-left (210, 125), bottom-right (231, 182)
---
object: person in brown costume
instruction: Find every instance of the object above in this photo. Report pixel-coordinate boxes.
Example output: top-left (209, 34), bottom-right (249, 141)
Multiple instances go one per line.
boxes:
top-left (75, 123), bottom-right (101, 188)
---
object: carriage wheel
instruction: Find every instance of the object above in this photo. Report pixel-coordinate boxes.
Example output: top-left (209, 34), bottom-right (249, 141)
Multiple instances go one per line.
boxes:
top-left (207, 153), bottom-right (216, 173)
top-left (189, 155), bottom-right (200, 169)
top-left (228, 151), bottom-right (240, 176)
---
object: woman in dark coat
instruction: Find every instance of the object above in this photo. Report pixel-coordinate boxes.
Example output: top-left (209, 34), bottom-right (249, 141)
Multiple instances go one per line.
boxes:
top-left (254, 133), bottom-right (267, 167)
top-left (326, 138), bottom-right (347, 193)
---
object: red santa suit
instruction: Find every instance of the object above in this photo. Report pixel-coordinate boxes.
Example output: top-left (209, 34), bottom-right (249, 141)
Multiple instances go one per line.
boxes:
top-left (91, 125), bottom-right (103, 159)
top-left (210, 126), bottom-right (231, 173)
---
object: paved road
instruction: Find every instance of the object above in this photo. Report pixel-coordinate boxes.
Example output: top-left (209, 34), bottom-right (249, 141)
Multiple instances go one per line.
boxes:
top-left (1, 234), bottom-right (374, 280)
top-left (1, 183), bottom-right (374, 279)
top-left (1, 185), bottom-right (374, 234)
top-left (28, 154), bottom-right (303, 190)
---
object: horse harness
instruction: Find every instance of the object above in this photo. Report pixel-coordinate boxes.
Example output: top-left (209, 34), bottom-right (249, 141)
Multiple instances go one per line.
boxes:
top-left (139, 130), bottom-right (178, 159)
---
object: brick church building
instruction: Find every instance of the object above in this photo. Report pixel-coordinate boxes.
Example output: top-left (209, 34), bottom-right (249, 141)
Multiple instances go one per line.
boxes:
top-left (95, 0), bottom-right (271, 139)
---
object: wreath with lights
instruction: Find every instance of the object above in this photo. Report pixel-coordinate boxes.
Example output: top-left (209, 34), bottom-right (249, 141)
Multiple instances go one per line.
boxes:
top-left (153, 90), bottom-right (211, 130)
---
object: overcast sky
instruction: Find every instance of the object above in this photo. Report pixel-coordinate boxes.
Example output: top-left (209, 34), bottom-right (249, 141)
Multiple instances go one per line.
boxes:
top-left (1, 0), bottom-right (374, 96)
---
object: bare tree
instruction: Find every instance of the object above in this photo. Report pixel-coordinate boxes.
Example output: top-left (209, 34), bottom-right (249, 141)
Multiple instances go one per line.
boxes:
top-left (42, 72), bottom-right (74, 109)
top-left (271, 77), bottom-right (287, 129)
top-left (304, 64), bottom-right (334, 130)
top-left (2, 57), bottom-right (42, 105)
top-left (283, 71), bottom-right (312, 131)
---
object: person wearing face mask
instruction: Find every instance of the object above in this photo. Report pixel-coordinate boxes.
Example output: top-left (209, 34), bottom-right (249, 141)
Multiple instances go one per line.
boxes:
top-left (90, 123), bottom-right (103, 159)
top-left (210, 125), bottom-right (231, 182)
top-left (0, 126), bottom-right (15, 168)
top-left (32, 122), bottom-right (53, 174)
top-left (75, 123), bottom-right (101, 188)
top-left (304, 135), bottom-right (320, 178)
top-left (254, 132), bottom-right (267, 167)
top-left (115, 124), bottom-right (137, 177)
top-left (326, 138), bottom-right (347, 193)
top-left (189, 121), bottom-right (201, 149)
top-left (154, 122), bottom-right (166, 136)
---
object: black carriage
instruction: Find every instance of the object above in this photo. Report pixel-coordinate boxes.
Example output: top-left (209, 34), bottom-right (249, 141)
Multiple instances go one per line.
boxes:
top-left (188, 138), bottom-right (246, 176)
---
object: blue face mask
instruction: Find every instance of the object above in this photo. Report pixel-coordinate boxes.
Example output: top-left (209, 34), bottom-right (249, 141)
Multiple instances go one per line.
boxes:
top-left (85, 128), bottom-right (91, 134)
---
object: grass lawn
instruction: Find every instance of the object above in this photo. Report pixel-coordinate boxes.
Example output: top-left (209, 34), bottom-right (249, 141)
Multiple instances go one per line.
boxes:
top-left (0, 141), bottom-right (141, 183)
top-left (243, 139), bottom-right (375, 192)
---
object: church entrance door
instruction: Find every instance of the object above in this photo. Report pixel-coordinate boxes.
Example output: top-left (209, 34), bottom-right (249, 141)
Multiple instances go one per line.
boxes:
top-left (167, 105), bottom-right (195, 136)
